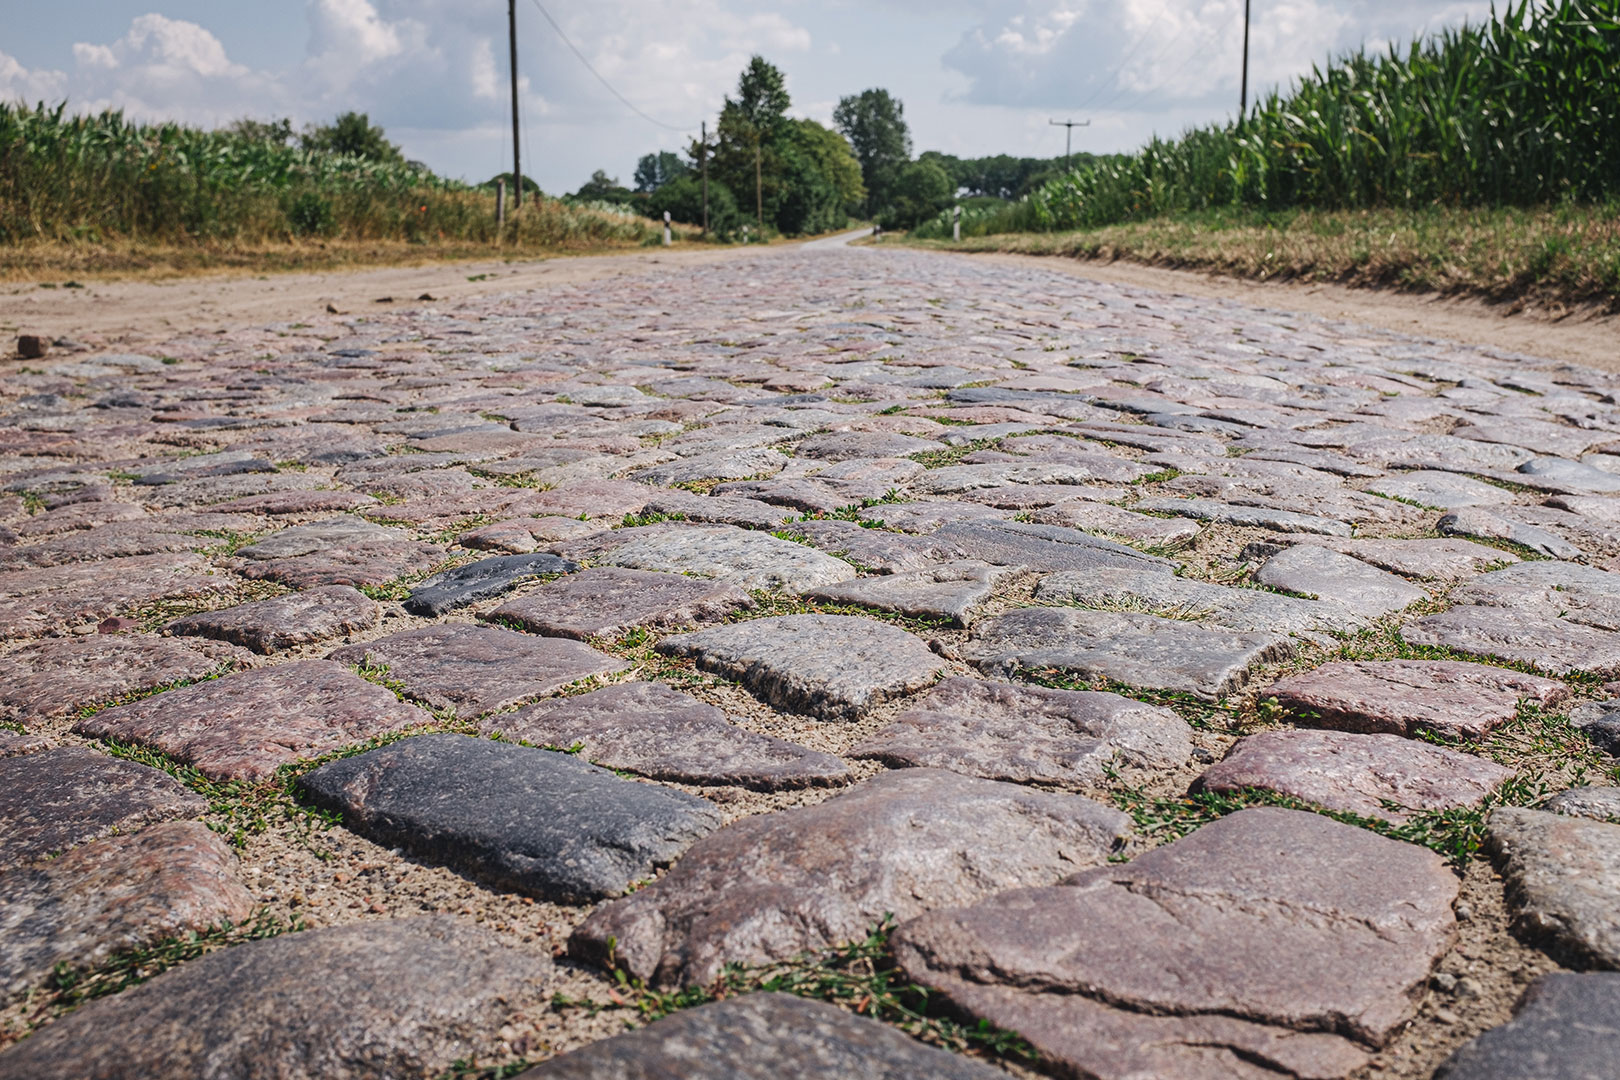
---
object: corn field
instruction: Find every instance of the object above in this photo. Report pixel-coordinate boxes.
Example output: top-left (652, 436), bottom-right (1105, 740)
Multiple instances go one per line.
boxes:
top-left (0, 102), bottom-right (657, 248)
top-left (915, 0), bottom-right (1619, 239)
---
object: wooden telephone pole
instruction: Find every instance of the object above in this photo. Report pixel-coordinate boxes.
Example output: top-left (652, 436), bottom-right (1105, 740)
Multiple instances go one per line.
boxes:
top-left (1239, 0), bottom-right (1252, 120)
top-left (701, 120), bottom-right (709, 236)
top-left (508, 0), bottom-right (523, 208)
top-left (1048, 118), bottom-right (1090, 163)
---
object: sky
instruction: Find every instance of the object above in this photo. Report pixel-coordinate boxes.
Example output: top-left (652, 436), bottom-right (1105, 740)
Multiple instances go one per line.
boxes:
top-left (2, 0), bottom-right (1496, 194)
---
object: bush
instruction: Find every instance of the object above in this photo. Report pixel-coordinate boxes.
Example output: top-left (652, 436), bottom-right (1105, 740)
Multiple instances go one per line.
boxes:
top-left (646, 175), bottom-right (743, 240)
top-left (880, 159), bottom-right (953, 229)
top-left (287, 192), bottom-right (335, 236)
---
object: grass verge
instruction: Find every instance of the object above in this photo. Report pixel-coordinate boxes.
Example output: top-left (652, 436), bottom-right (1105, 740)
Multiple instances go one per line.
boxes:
top-left (902, 204), bottom-right (1620, 313)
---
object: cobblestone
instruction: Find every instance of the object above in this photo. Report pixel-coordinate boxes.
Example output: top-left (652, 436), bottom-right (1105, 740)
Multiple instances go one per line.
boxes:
top-left (4, 239), bottom-right (1619, 1074)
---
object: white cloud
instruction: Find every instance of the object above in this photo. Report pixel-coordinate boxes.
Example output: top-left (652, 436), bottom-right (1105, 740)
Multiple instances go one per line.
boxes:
top-left (939, 0), bottom-right (1491, 111)
top-left (0, 50), bottom-right (68, 103)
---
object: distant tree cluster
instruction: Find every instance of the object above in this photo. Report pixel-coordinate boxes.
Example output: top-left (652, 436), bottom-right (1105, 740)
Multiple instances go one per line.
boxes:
top-left (232, 112), bottom-right (410, 167)
top-left (566, 57), bottom-right (1110, 236)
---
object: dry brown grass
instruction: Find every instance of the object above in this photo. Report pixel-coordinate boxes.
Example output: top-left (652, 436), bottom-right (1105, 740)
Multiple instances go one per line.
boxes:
top-left (0, 229), bottom-right (713, 283)
top-left (902, 204), bottom-right (1620, 314)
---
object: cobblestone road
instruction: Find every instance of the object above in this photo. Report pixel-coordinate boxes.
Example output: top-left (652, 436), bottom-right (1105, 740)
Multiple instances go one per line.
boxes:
top-left (3, 237), bottom-right (1620, 1079)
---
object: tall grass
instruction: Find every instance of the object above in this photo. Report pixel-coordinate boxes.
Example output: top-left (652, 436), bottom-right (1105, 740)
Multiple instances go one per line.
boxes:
top-left (915, 0), bottom-right (1619, 239)
top-left (0, 102), bottom-right (656, 249)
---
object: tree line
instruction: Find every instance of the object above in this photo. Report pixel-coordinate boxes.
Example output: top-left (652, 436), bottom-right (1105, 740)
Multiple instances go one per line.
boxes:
top-left (564, 56), bottom-right (1100, 239)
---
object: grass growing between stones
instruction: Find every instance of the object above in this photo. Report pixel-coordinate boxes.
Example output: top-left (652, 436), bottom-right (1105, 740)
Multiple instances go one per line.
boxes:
top-left (907, 438), bottom-right (1004, 469)
top-left (94, 736), bottom-right (345, 851)
top-left (41, 911), bottom-right (301, 1011)
top-left (1105, 778), bottom-right (1542, 867)
top-left (548, 916), bottom-right (1036, 1066)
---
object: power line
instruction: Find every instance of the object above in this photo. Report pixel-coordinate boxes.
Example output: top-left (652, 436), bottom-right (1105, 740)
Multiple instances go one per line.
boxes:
top-left (1070, 18), bottom-right (1162, 111)
top-left (1098, 17), bottom-right (1236, 116)
top-left (527, 0), bottom-right (694, 132)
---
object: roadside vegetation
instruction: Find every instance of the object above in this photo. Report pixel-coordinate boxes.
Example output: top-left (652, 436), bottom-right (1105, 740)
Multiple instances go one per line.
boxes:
top-left (0, 105), bottom-right (668, 279)
top-left (906, 0), bottom-right (1620, 309)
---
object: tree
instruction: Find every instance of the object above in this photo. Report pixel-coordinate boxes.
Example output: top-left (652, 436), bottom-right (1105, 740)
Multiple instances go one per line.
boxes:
top-left (832, 89), bottom-right (911, 217)
top-left (229, 117), bottom-right (293, 145)
top-left (881, 158), bottom-right (953, 229)
top-left (571, 169), bottom-right (635, 205)
top-left (300, 112), bottom-right (403, 164)
top-left (482, 172), bottom-right (541, 196)
top-left (774, 120), bottom-right (865, 234)
top-left (633, 151), bottom-right (689, 193)
top-left (730, 55), bottom-right (790, 227)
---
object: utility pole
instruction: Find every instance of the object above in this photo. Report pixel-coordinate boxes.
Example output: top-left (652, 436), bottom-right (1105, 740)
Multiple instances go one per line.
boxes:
top-left (508, 0), bottom-right (522, 208)
top-left (754, 131), bottom-right (763, 236)
top-left (700, 120), bottom-right (709, 237)
top-left (1240, 0), bottom-right (1252, 121)
top-left (1048, 118), bottom-right (1090, 164)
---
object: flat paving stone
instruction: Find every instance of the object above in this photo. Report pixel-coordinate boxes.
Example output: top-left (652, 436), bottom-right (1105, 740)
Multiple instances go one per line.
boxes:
top-left (236, 537), bottom-right (447, 588)
top-left (1403, 606), bottom-right (1620, 675)
top-left (570, 767), bottom-right (1130, 986)
top-left (1135, 496), bottom-right (1354, 535)
top-left (1439, 507), bottom-right (1585, 560)
top-left (1265, 659), bottom-right (1567, 739)
top-left (796, 431), bottom-right (941, 460)
top-left (1032, 499), bottom-right (1203, 545)
top-left (0, 633), bottom-right (254, 727)
top-left (0, 552), bottom-right (229, 641)
top-left (1193, 728), bottom-right (1513, 822)
top-left (638, 489), bottom-right (796, 530)
top-left (484, 682), bottom-right (849, 789)
top-left (857, 499), bottom-right (1008, 532)
top-left (1544, 785), bottom-right (1620, 821)
top-left (1433, 972), bottom-right (1620, 1080)
top-left (402, 552), bottom-right (579, 616)
top-left (927, 519), bottom-right (1173, 572)
top-left (208, 490), bottom-right (378, 515)
top-left (795, 518), bottom-right (955, 573)
top-left (0, 820), bottom-right (254, 1000)
top-left (0, 520), bottom-right (204, 570)
top-left (524, 479), bottom-right (657, 519)
top-left (914, 457), bottom-right (1151, 493)
top-left (515, 992), bottom-right (1009, 1080)
top-left (299, 733), bottom-right (721, 901)
top-left (328, 624), bottom-right (628, 717)
top-left (851, 676), bottom-right (1190, 784)
top-left (1450, 560), bottom-right (1620, 629)
top-left (962, 607), bottom-right (1294, 699)
top-left (892, 807), bottom-right (1460, 1080)
top-left (1570, 699), bottom-right (1620, 753)
top-left (1488, 806), bottom-right (1620, 967)
top-left (1256, 543), bottom-right (1429, 618)
top-left (0, 747), bottom-right (207, 870)
top-left (0, 732), bottom-right (47, 757)
top-left (1035, 565), bottom-right (1364, 636)
top-left (1248, 536), bottom-right (1517, 583)
top-left (166, 585), bottom-right (380, 653)
top-left (0, 916), bottom-right (552, 1080)
top-left (1362, 470), bottom-right (1517, 509)
top-left (235, 515), bottom-right (401, 558)
top-left (559, 523), bottom-right (856, 592)
top-left (75, 660), bottom-right (429, 781)
top-left (801, 561), bottom-right (1017, 627)
top-left (629, 447), bottom-right (787, 486)
top-left (656, 614), bottom-right (943, 721)
top-left (488, 567), bottom-right (753, 639)
top-left (458, 515), bottom-right (606, 553)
